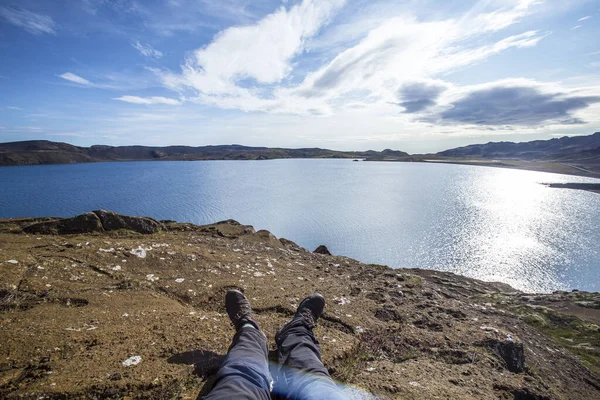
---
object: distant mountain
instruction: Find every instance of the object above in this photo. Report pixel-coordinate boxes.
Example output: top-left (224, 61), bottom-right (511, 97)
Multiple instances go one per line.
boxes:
top-left (2, 133), bottom-right (599, 167)
top-left (0, 140), bottom-right (409, 166)
top-left (436, 132), bottom-right (600, 161)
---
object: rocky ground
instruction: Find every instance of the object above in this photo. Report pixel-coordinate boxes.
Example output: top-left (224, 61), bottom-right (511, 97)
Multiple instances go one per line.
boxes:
top-left (0, 212), bottom-right (599, 399)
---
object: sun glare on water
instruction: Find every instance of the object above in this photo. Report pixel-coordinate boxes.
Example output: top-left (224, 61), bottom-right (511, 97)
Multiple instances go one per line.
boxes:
top-left (448, 168), bottom-right (591, 292)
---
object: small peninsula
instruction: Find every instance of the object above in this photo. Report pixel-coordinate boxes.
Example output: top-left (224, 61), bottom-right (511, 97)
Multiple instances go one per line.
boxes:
top-left (1, 211), bottom-right (599, 399)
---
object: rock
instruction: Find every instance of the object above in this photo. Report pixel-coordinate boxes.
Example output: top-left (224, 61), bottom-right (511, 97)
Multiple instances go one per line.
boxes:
top-left (252, 230), bottom-right (282, 247)
top-left (350, 287), bottom-right (362, 296)
top-left (374, 307), bottom-right (404, 322)
top-left (366, 292), bottom-right (386, 303)
top-left (255, 230), bottom-right (276, 240)
top-left (24, 212), bottom-right (104, 234)
top-left (483, 338), bottom-right (525, 373)
top-left (314, 245), bottom-right (332, 255)
top-left (280, 238), bottom-right (301, 250)
top-left (200, 220), bottom-right (255, 237)
top-left (108, 372), bottom-right (122, 381)
top-left (413, 316), bottom-right (444, 331)
top-left (23, 210), bottom-right (165, 235)
top-left (422, 290), bottom-right (442, 300)
top-left (0, 367), bottom-right (25, 387)
top-left (93, 210), bottom-right (165, 234)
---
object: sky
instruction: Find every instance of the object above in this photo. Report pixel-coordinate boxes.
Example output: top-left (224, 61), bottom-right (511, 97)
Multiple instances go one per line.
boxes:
top-left (0, 0), bottom-right (599, 153)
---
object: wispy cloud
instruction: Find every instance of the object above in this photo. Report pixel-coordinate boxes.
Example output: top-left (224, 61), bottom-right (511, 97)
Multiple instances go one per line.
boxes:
top-left (0, 6), bottom-right (57, 35)
top-left (5, 106), bottom-right (22, 110)
top-left (58, 72), bottom-right (93, 86)
top-left (0, 126), bottom-right (44, 133)
top-left (57, 70), bottom-right (162, 91)
top-left (113, 95), bottom-right (181, 105)
top-left (156, 0), bottom-right (550, 118)
top-left (50, 131), bottom-right (90, 138)
top-left (160, 0), bottom-right (346, 95)
top-left (571, 25), bottom-right (582, 30)
top-left (578, 16), bottom-right (590, 22)
top-left (132, 41), bottom-right (163, 59)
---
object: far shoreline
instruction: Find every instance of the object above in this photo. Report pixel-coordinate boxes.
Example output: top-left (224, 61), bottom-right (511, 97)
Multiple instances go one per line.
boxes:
top-left (367, 157), bottom-right (600, 179)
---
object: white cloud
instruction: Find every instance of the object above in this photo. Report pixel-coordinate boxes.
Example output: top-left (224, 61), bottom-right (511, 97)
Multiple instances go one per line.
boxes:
top-left (132, 41), bottom-right (163, 59)
top-left (156, 0), bottom-right (550, 116)
top-left (50, 131), bottom-right (90, 138)
top-left (0, 6), bottom-right (57, 35)
top-left (5, 106), bottom-right (22, 110)
top-left (159, 0), bottom-right (346, 94)
top-left (578, 16), bottom-right (590, 22)
top-left (33, 0), bottom-right (596, 149)
top-left (571, 25), bottom-right (582, 30)
top-left (58, 72), bottom-right (93, 86)
top-left (113, 95), bottom-right (181, 105)
top-left (463, 0), bottom-right (542, 33)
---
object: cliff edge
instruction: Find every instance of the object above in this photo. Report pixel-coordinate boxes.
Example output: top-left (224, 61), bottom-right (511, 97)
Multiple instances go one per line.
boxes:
top-left (0, 212), bottom-right (599, 399)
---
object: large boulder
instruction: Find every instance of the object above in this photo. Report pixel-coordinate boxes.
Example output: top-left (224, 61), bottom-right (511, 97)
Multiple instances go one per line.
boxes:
top-left (280, 238), bottom-right (302, 251)
top-left (314, 245), bottom-right (332, 255)
top-left (23, 210), bottom-right (165, 235)
top-left (24, 212), bottom-right (103, 234)
top-left (253, 229), bottom-right (283, 247)
top-left (92, 210), bottom-right (165, 234)
top-left (199, 220), bottom-right (255, 237)
top-left (483, 338), bottom-right (525, 373)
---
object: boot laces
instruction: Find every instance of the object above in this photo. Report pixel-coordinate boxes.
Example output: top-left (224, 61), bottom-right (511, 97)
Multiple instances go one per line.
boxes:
top-left (298, 308), bottom-right (316, 327)
top-left (233, 302), bottom-right (252, 321)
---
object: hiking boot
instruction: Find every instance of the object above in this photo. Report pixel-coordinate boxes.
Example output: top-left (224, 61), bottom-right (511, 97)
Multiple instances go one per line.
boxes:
top-left (296, 293), bottom-right (325, 327)
top-left (225, 290), bottom-right (259, 331)
top-left (281, 294), bottom-right (326, 336)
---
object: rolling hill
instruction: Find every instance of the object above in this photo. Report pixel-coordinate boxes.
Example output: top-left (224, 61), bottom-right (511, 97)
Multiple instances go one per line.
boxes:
top-left (0, 140), bottom-right (408, 166)
top-left (436, 132), bottom-right (600, 161)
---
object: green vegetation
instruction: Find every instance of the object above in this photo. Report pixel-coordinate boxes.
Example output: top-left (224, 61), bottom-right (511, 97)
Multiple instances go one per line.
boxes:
top-left (404, 275), bottom-right (423, 287)
top-left (517, 305), bottom-right (600, 375)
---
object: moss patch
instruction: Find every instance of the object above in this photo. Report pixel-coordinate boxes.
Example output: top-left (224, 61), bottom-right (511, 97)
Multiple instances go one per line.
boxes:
top-left (518, 306), bottom-right (600, 375)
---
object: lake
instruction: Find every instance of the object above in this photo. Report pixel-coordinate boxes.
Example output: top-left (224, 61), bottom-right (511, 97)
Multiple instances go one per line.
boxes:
top-left (1, 159), bottom-right (599, 293)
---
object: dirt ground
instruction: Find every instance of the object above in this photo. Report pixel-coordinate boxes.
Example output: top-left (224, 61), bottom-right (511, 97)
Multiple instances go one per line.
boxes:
top-left (0, 217), bottom-right (599, 399)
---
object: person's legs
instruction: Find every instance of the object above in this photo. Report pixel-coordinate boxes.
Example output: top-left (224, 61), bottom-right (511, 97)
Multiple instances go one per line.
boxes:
top-left (274, 294), bottom-right (348, 400)
top-left (203, 325), bottom-right (271, 400)
top-left (202, 290), bottom-right (272, 400)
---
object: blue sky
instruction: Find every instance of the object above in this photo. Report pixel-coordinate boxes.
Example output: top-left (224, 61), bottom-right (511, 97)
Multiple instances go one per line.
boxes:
top-left (1, 0), bottom-right (599, 153)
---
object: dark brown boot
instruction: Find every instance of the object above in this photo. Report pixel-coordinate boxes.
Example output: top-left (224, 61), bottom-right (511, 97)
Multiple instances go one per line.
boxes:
top-left (225, 290), bottom-right (259, 331)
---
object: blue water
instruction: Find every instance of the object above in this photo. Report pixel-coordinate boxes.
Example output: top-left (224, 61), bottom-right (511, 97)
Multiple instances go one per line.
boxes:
top-left (1, 159), bottom-right (599, 293)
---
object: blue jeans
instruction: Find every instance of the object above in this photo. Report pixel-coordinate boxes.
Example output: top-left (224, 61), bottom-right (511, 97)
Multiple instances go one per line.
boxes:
top-left (203, 321), bottom-right (347, 400)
